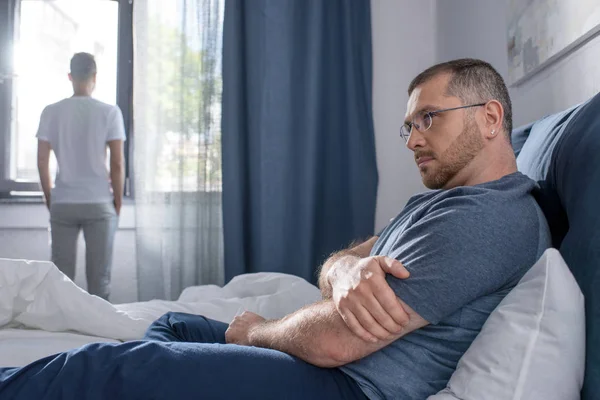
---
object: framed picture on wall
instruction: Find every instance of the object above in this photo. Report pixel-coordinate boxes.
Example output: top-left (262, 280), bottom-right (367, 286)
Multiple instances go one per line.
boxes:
top-left (507, 0), bottom-right (600, 86)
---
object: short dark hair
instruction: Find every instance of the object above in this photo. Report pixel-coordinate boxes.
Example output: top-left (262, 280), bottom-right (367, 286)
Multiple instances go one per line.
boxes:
top-left (408, 58), bottom-right (513, 139)
top-left (70, 52), bottom-right (97, 81)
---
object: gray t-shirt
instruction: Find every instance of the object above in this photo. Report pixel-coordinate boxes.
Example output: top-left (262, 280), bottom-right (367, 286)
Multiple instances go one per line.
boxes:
top-left (340, 172), bottom-right (551, 399)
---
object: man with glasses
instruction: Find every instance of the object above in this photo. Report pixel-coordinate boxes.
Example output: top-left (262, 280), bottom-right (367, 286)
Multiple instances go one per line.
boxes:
top-left (0, 59), bottom-right (550, 400)
top-left (317, 58), bottom-right (551, 399)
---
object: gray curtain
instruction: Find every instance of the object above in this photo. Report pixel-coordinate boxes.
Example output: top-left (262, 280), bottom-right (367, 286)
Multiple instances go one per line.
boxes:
top-left (133, 0), bottom-right (224, 301)
top-left (221, 0), bottom-right (378, 284)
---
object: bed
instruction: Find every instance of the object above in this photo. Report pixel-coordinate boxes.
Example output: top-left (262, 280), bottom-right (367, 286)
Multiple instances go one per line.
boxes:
top-left (1, 91), bottom-right (599, 399)
top-left (0, 259), bottom-right (320, 367)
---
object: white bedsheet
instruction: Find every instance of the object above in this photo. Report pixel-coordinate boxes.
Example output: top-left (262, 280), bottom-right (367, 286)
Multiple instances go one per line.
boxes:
top-left (0, 258), bottom-right (321, 367)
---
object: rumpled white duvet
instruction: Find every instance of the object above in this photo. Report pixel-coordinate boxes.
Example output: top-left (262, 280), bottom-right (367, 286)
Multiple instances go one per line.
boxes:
top-left (0, 259), bottom-right (321, 367)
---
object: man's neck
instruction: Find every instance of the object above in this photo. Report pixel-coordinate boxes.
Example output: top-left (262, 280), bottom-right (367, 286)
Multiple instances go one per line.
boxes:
top-left (444, 147), bottom-right (518, 189)
top-left (72, 82), bottom-right (93, 97)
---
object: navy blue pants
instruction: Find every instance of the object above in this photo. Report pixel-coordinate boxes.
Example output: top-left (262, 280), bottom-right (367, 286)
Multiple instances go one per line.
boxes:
top-left (0, 312), bottom-right (368, 400)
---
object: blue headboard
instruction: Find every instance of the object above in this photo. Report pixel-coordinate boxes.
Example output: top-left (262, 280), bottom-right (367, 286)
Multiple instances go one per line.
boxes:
top-left (513, 92), bottom-right (600, 399)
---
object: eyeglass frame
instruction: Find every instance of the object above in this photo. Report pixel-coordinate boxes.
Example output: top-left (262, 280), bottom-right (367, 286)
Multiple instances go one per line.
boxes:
top-left (400, 103), bottom-right (487, 143)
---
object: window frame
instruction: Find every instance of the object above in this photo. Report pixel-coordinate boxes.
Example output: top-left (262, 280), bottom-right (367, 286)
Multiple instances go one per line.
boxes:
top-left (0, 0), bottom-right (134, 198)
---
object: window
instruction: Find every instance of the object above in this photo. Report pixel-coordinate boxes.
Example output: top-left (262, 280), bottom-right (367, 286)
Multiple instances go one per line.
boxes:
top-left (132, 0), bottom-right (223, 194)
top-left (0, 0), bottom-right (132, 196)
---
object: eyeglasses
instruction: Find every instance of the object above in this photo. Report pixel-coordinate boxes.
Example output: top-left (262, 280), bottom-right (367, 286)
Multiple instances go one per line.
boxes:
top-left (400, 103), bottom-right (486, 143)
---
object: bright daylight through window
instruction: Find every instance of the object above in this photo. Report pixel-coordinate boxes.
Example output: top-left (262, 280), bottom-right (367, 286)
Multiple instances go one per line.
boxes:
top-left (11, 0), bottom-right (118, 182)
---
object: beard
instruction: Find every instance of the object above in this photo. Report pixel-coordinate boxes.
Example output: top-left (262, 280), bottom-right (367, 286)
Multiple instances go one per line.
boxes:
top-left (420, 119), bottom-right (484, 189)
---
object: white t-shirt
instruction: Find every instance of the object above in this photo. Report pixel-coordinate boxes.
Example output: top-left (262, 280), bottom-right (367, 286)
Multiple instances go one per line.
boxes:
top-left (36, 97), bottom-right (126, 204)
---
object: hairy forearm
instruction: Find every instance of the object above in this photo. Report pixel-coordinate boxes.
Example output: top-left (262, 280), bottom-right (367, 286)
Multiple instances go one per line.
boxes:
top-left (110, 162), bottom-right (124, 203)
top-left (249, 300), bottom-right (398, 368)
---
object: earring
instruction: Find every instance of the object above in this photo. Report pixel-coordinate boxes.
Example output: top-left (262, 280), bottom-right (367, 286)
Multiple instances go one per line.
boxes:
top-left (491, 130), bottom-right (496, 135)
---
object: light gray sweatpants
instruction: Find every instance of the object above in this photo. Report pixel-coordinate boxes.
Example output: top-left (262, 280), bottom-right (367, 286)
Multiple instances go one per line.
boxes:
top-left (49, 203), bottom-right (118, 300)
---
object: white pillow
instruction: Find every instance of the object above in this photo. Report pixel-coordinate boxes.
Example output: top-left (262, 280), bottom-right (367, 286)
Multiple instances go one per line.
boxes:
top-left (429, 248), bottom-right (585, 400)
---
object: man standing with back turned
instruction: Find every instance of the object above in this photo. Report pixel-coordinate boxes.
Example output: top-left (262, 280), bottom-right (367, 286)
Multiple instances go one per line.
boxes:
top-left (37, 52), bottom-right (126, 300)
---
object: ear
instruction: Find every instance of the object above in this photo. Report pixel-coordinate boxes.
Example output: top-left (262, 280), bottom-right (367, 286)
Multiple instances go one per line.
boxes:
top-left (481, 100), bottom-right (504, 139)
top-left (68, 73), bottom-right (73, 82)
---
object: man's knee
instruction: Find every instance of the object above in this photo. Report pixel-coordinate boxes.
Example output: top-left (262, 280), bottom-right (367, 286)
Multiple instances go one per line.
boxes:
top-left (151, 312), bottom-right (199, 332)
top-left (151, 312), bottom-right (178, 327)
top-left (145, 312), bottom-right (229, 344)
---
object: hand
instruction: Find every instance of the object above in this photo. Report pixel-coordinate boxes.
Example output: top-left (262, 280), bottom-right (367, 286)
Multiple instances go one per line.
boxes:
top-left (113, 199), bottom-right (122, 216)
top-left (329, 256), bottom-right (410, 342)
top-left (225, 311), bottom-right (266, 346)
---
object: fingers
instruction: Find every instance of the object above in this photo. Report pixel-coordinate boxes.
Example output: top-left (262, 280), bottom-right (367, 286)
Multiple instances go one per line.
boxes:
top-left (379, 257), bottom-right (410, 279)
top-left (364, 291), bottom-right (407, 334)
top-left (351, 303), bottom-right (396, 341)
top-left (339, 288), bottom-right (397, 341)
top-left (333, 256), bottom-right (411, 342)
top-left (339, 309), bottom-right (378, 343)
top-left (373, 285), bottom-right (410, 328)
top-left (373, 257), bottom-right (410, 333)
top-left (367, 257), bottom-right (410, 327)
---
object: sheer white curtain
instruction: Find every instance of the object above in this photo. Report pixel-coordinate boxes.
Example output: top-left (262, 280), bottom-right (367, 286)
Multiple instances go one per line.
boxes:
top-left (133, 0), bottom-right (224, 301)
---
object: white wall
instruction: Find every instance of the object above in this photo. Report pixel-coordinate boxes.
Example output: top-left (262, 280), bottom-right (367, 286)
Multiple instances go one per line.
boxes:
top-left (436, 0), bottom-right (600, 127)
top-left (0, 204), bottom-right (138, 304)
top-left (510, 35), bottom-right (600, 126)
top-left (436, 0), bottom-right (508, 78)
top-left (371, 0), bottom-right (435, 232)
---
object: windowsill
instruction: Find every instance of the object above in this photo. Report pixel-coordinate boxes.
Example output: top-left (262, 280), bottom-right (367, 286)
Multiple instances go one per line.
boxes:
top-left (0, 195), bottom-right (135, 205)
top-left (0, 196), bottom-right (45, 204)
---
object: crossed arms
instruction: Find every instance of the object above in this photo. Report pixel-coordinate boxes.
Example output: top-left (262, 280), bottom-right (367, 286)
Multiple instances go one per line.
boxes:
top-left (225, 237), bottom-right (429, 368)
